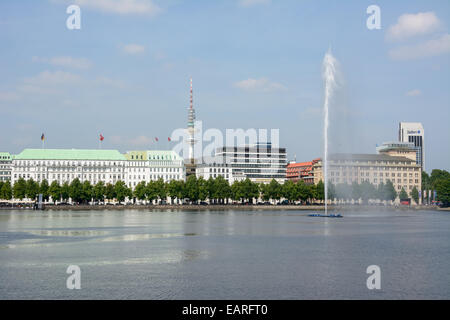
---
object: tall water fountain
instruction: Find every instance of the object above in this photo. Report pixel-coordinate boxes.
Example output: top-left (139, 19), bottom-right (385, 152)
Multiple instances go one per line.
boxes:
top-left (322, 50), bottom-right (338, 216)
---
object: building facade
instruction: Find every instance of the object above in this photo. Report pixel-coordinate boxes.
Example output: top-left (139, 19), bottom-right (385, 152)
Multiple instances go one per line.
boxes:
top-left (124, 150), bottom-right (185, 188)
top-left (286, 161), bottom-right (316, 184)
top-left (213, 143), bottom-right (287, 184)
top-left (196, 162), bottom-right (246, 184)
top-left (0, 152), bottom-right (12, 182)
top-left (324, 153), bottom-right (421, 193)
top-left (376, 141), bottom-right (417, 162)
top-left (11, 149), bottom-right (127, 185)
top-left (398, 122), bottom-right (424, 169)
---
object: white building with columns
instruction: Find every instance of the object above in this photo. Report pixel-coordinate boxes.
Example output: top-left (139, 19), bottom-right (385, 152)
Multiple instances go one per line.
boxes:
top-left (124, 150), bottom-right (185, 189)
top-left (11, 149), bottom-right (127, 185)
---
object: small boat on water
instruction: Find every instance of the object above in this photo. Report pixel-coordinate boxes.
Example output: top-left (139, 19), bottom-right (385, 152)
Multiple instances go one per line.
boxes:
top-left (308, 213), bottom-right (343, 218)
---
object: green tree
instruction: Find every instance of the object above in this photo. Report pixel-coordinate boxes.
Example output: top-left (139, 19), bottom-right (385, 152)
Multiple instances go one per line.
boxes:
top-left (422, 171), bottom-right (431, 191)
top-left (93, 181), bottom-right (106, 202)
top-left (69, 178), bottom-right (83, 203)
top-left (185, 175), bottom-right (199, 203)
top-left (146, 181), bottom-right (158, 204)
top-left (0, 181), bottom-right (12, 200)
top-left (134, 181), bottom-right (147, 202)
top-left (267, 179), bottom-right (282, 204)
top-left (384, 180), bottom-right (397, 202)
top-left (105, 183), bottom-right (116, 202)
top-left (435, 178), bottom-right (450, 207)
top-left (282, 180), bottom-right (297, 203)
top-left (61, 182), bottom-right (70, 202)
top-left (49, 181), bottom-right (61, 204)
top-left (295, 180), bottom-right (311, 204)
top-left (197, 177), bottom-right (208, 202)
top-left (259, 183), bottom-right (270, 202)
top-left (410, 186), bottom-right (419, 204)
top-left (39, 179), bottom-right (50, 202)
top-left (360, 181), bottom-right (376, 204)
top-left (315, 180), bottom-right (325, 202)
top-left (167, 180), bottom-right (185, 204)
top-left (115, 181), bottom-right (131, 204)
top-left (154, 178), bottom-right (167, 204)
top-left (206, 177), bottom-right (217, 203)
top-left (81, 181), bottom-right (93, 203)
top-left (241, 178), bottom-right (259, 204)
top-left (231, 180), bottom-right (244, 203)
top-left (399, 188), bottom-right (409, 201)
top-left (215, 176), bottom-right (231, 204)
top-left (26, 178), bottom-right (39, 200)
top-left (376, 182), bottom-right (386, 201)
top-left (430, 169), bottom-right (450, 188)
top-left (13, 178), bottom-right (27, 200)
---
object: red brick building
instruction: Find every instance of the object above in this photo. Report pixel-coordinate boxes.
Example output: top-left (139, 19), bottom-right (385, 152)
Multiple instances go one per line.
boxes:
top-left (286, 158), bottom-right (321, 184)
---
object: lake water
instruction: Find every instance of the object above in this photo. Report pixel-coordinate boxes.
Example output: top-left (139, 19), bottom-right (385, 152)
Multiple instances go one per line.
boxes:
top-left (0, 209), bottom-right (449, 299)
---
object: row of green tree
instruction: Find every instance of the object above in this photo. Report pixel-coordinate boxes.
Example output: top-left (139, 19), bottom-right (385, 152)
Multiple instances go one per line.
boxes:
top-left (0, 175), bottom-right (430, 205)
top-left (422, 170), bottom-right (450, 207)
top-left (0, 176), bottom-right (324, 204)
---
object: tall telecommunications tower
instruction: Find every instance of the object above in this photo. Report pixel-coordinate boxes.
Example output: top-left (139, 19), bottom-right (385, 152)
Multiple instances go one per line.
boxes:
top-left (186, 77), bottom-right (196, 166)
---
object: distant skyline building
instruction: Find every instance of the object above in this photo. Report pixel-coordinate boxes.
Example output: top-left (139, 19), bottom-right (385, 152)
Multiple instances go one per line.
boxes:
top-left (398, 122), bottom-right (424, 169)
top-left (0, 152), bottom-right (12, 182)
top-left (376, 141), bottom-right (417, 162)
top-left (213, 142), bottom-right (287, 184)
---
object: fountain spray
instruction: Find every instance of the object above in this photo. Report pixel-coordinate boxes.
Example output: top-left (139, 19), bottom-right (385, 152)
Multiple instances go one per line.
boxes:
top-left (322, 50), bottom-right (338, 215)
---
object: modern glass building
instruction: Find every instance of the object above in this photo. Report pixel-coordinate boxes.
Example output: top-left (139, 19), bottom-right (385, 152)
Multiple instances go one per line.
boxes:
top-left (212, 142), bottom-right (287, 183)
top-left (398, 122), bottom-right (425, 169)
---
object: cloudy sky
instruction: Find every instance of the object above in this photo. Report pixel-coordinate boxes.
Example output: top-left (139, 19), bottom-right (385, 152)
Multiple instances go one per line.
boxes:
top-left (0, 0), bottom-right (449, 172)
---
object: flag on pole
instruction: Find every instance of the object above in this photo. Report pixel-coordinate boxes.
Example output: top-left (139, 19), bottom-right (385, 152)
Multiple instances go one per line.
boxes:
top-left (100, 134), bottom-right (104, 141)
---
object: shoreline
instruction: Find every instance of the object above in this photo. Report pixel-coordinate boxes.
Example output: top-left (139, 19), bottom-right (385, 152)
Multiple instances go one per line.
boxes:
top-left (33, 204), bottom-right (447, 211)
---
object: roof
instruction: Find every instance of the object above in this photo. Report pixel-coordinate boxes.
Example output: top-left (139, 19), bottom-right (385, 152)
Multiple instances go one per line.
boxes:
top-left (125, 150), bottom-right (183, 161)
top-left (0, 152), bottom-right (11, 160)
top-left (287, 161), bottom-right (312, 168)
top-left (329, 153), bottom-right (416, 163)
top-left (14, 149), bottom-right (126, 161)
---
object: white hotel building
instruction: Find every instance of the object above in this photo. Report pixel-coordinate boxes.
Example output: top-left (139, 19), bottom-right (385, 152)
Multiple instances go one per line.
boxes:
top-left (195, 162), bottom-right (246, 184)
top-left (11, 149), bottom-right (127, 186)
top-left (124, 150), bottom-right (185, 188)
top-left (11, 149), bottom-right (186, 189)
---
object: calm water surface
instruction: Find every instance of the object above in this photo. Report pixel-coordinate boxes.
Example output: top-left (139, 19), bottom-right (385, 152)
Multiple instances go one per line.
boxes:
top-left (0, 209), bottom-right (449, 299)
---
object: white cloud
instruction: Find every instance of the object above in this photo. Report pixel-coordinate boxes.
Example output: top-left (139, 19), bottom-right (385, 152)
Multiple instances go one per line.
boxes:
top-left (33, 56), bottom-right (93, 69)
top-left (406, 89), bottom-right (421, 97)
top-left (234, 77), bottom-right (286, 92)
top-left (238, 0), bottom-right (270, 7)
top-left (24, 70), bottom-right (82, 85)
top-left (389, 34), bottom-right (450, 60)
top-left (386, 12), bottom-right (441, 42)
top-left (71, 0), bottom-right (162, 16)
top-left (122, 44), bottom-right (146, 55)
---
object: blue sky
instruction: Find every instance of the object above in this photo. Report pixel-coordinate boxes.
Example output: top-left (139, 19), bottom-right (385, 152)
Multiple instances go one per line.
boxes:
top-left (0, 0), bottom-right (449, 172)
